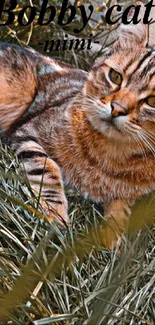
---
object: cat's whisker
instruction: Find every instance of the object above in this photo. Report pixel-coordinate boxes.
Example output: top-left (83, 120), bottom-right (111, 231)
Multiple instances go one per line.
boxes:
top-left (86, 93), bottom-right (98, 101)
top-left (141, 128), bottom-right (155, 138)
top-left (77, 92), bottom-right (97, 103)
top-left (85, 99), bottom-right (99, 106)
top-left (138, 133), bottom-right (155, 156)
top-left (140, 130), bottom-right (155, 146)
top-left (81, 98), bottom-right (96, 104)
top-left (82, 103), bottom-right (107, 114)
top-left (142, 129), bottom-right (155, 141)
top-left (123, 124), bottom-right (141, 139)
top-left (133, 134), bottom-right (147, 159)
top-left (81, 105), bottom-right (95, 111)
top-left (82, 100), bottom-right (96, 106)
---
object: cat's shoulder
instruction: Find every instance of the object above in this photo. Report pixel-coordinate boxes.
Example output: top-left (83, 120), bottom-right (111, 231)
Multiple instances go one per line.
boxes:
top-left (0, 42), bottom-right (88, 79)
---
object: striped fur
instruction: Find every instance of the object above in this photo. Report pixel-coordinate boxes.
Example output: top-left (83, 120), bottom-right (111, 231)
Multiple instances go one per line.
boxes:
top-left (0, 21), bottom-right (155, 239)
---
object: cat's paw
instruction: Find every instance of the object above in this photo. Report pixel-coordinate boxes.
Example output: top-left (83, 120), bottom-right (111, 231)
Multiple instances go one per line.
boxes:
top-left (102, 200), bottom-right (131, 249)
top-left (40, 193), bottom-right (69, 226)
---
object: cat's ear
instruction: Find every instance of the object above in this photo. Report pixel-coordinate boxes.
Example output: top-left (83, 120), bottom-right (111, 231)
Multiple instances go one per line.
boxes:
top-left (113, 1), bottom-right (149, 50)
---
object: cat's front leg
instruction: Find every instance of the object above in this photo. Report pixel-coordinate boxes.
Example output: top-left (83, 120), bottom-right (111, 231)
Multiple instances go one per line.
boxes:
top-left (13, 136), bottom-right (68, 225)
top-left (102, 200), bottom-right (132, 249)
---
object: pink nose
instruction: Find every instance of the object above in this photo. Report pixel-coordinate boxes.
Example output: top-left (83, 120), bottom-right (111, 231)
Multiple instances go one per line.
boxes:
top-left (111, 101), bottom-right (128, 117)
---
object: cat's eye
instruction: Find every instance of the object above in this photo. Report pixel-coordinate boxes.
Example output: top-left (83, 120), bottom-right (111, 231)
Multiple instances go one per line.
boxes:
top-left (109, 69), bottom-right (122, 86)
top-left (146, 96), bottom-right (155, 108)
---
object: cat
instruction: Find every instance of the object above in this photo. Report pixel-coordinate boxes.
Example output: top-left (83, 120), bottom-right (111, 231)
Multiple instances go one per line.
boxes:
top-left (0, 18), bottom-right (155, 247)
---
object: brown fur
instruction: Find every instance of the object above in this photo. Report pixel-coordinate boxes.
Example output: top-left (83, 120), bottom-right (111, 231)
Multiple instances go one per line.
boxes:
top-left (0, 45), bottom-right (37, 130)
top-left (0, 20), bottom-right (155, 245)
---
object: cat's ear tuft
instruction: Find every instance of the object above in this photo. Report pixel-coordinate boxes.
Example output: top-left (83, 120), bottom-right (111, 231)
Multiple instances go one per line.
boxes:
top-left (113, 1), bottom-right (149, 50)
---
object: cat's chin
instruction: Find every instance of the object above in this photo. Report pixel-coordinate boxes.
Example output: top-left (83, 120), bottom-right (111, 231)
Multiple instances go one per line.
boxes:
top-left (90, 118), bottom-right (134, 143)
top-left (99, 119), bottom-right (120, 134)
top-left (101, 122), bottom-right (126, 139)
top-left (89, 116), bottom-right (119, 133)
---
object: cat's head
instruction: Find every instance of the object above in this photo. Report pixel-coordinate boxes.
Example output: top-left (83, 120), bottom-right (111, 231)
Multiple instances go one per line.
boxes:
top-left (83, 7), bottom-right (155, 148)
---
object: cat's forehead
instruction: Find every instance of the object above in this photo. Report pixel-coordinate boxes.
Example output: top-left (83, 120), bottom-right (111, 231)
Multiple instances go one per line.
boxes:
top-left (95, 48), bottom-right (155, 92)
top-left (104, 48), bottom-right (155, 73)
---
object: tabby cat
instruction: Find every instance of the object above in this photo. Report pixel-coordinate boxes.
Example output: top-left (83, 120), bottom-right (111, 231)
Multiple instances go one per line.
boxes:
top-left (0, 19), bottom-right (155, 244)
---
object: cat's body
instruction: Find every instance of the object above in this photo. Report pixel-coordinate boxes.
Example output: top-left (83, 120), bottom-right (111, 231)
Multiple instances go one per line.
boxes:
top-left (1, 19), bottom-right (155, 239)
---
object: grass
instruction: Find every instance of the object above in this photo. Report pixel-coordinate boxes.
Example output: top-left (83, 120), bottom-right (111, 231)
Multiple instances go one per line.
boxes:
top-left (0, 140), bottom-right (155, 325)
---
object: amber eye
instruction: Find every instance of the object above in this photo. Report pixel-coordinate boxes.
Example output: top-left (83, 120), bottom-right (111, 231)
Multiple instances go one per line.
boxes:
top-left (146, 96), bottom-right (155, 108)
top-left (109, 69), bottom-right (122, 86)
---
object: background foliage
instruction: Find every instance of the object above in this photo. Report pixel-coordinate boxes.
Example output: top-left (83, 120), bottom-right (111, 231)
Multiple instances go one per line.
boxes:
top-left (0, 1), bottom-right (154, 325)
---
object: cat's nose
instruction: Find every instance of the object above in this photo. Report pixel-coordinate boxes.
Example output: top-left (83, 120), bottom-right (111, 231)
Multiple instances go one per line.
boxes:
top-left (111, 101), bottom-right (128, 117)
